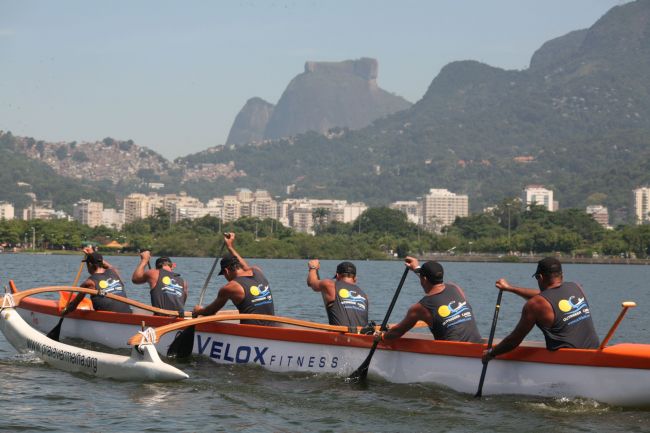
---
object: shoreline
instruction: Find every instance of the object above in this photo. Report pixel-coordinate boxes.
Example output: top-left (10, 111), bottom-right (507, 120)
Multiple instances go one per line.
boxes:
top-left (421, 254), bottom-right (650, 266)
top-left (3, 250), bottom-right (649, 265)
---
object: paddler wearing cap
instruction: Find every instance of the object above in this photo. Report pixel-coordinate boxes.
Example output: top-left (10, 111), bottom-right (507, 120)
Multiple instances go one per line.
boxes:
top-left (193, 232), bottom-right (275, 326)
top-left (64, 251), bottom-right (132, 314)
top-left (131, 251), bottom-right (188, 315)
top-left (375, 257), bottom-right (482, 344)
top-left (483, 257), bottom-right (600, 363)
top-left (306, 260), bottom-right (370, 329)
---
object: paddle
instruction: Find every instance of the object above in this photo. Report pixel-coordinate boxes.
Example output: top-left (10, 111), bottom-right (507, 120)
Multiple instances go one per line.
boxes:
top-left (46, 258), bottom-right (86, 341)
top-left (346, 265), bottom-right (409, 383)
top-left (475, 289), bottom-right (503, 398)
top-left (599, 301), bottom-right (637, 349)
top-left (167, 238), bottom-right (227, 358)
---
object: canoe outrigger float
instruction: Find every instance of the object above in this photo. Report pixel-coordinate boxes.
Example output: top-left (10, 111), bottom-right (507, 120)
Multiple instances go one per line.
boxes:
top-left (0, 287), bottom-right (188, 381)
top-left (4, 283), bottom-right (650, 407)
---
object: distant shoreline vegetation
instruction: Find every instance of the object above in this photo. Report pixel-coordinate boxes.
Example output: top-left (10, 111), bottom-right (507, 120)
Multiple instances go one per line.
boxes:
top-left (1, 205), bottom-right (649, 261)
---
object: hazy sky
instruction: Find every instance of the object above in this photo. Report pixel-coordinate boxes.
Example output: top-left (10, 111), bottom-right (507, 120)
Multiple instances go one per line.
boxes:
top-left (1, 0), bottom-right (627, 159)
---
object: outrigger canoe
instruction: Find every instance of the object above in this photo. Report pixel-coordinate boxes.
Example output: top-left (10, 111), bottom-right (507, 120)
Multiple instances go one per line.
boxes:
top-left (0, 291), bottom-right (187, 381)
top-left (6, 283), bottom-right (650, 407)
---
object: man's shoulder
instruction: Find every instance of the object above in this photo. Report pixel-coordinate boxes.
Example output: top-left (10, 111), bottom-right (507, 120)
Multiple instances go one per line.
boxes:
top-left (527, 294), bottom-right (552, 313)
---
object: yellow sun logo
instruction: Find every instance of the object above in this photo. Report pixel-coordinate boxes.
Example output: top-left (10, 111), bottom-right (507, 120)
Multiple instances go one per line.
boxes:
top-left (558, 299), bottom-right (572, 313)
top-left (438, 305), bottom-right (451, 317)
top-left (339, 289), bottom-right (350, 298)
top-left (99, 280), bottom-right (108, 289)
top-left (250, 286), bottom-right (260, 296)
top-left (162, 276), bottom-right (171, 285)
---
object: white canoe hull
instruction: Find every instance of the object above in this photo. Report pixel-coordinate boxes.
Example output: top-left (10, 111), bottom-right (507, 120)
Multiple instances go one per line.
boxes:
top-left (1, 307), bottom-right (187, 381)
top-left (16, 305), bottom-right (650, 407)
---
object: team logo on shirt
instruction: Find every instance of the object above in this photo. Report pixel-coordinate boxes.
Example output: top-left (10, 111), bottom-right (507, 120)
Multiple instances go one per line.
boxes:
top-left (437, 301), bottom-right (469, 318)
top-left (558, 296), bottom-right (586, 313)
top-left (161, 275), bottom-right (184, 297)
top-left (558, 296), bottom-right (591, 325)
top-left (250, 284), bottom-right (272, 306)
top-left (338, 288), bottom-right (367, 311)
top-left (97, 278), bottom-right (124, 293)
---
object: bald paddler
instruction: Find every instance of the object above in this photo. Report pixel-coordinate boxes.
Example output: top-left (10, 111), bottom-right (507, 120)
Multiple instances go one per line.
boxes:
top-left (64, 251), bottom-right (132, 314)
top-left (193, 232), bottom-right (275, 326)
top-left (483, 257), bottom-right (600, 363)
top-left (131, 251), bottom-right (188, 315)
top-left (375, 257), bottom-right (481, 343)
top-left (306, 260), bottom-right (369, 330)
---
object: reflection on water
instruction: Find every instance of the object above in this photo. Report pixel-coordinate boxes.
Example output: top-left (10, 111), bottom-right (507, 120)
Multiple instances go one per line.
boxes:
top-left (1, 255), bottom-right (649, 432)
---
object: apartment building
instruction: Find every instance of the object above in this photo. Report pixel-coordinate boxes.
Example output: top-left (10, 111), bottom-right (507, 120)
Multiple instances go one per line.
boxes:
top-left (0, 202), bottom-right (15, 220)
top-left (632, 187), bottom-right (650, 224)
top-left (586, 205), bottom-right (610, 228)
top-left (421, 188), bottom-right (468, 231)
top-left (73, 199), bottom-right (104, 227)
top-left (389, 201), bottom-right (420, 225)
top-left (522, 185), bottom-right (555, 211)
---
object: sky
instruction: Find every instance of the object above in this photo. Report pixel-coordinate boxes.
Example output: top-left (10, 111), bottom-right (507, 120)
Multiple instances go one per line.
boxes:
top-left (0, 0), bottom-right (629, 160)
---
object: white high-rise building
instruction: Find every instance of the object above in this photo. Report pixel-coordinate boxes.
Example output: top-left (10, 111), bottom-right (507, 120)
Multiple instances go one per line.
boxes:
top-left (123, 193), bottom-right (152, 223)
top-left (522, 185), bottom-right (555, 211)
top-left (390, 201), bottom-right (420, 224)
top-left (101, 208), bottom-right (125, 229)
top-left (586, 205), bottom-right (609, 228)
top-left (632, 187), bottom-right (650, 224)
top-left (0, 202), bottom-right (15, 220)
top-left (73, 199), bottom-right (104, 227)
top-left (421, 188), bottom-right (468, 231)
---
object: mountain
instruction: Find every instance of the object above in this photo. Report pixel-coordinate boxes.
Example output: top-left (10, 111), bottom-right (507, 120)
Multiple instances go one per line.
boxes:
top-left (179, 0), bottom-right (650, 214)
top-left (226, 58), bottom-right (412, 144)
top-left (0, 132), bottom-right (117, 212)
top-left (225, 97), bottom-right (275, 146)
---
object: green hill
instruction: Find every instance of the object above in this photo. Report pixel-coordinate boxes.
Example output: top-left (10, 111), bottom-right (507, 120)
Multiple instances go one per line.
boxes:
top-left (180, 0), bottom-right (650, 217)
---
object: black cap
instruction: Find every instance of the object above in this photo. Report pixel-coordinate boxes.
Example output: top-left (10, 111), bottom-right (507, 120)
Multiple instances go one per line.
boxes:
top-left (533, 257), bottom-right (562, 278)
top-left (83, 252), bottom-right (103, 265)
top-left (419, 261), bottom-right (444, 284)
top-left (218, 253), bottom-right (239, 275)
top-left (155, 257), bottom-right (172, 269)
top-left (335, 261), bottom-right (356, 277)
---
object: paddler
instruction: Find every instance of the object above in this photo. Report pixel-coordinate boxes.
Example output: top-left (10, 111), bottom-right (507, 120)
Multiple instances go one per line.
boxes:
top-left (483, 257), bottom-right (600, 363)
top-left (131, 251), bottom-right (188, 315)
top-left (192, 232), bottom-right (275, 325)
top-left (374, 257), bottom-right (482, 343)
top-left (306, 260), bottom-right (370, 330)
top-left (64, 251), bottom-right (132, 314)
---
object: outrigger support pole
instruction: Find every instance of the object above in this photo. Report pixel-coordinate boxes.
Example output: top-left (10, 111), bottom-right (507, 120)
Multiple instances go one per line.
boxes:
top-left (599, 301), bottom-right (637, 350)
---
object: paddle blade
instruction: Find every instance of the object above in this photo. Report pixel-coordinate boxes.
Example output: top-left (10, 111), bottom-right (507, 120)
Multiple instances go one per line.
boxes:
top-left (46, 317), bottom-right (64, 342)
top-left (346, 360), bottom-right (370, 384)
top-left (166, 326), bottom-right (195, 358)
top-left (346, 343), bottom-right (377, 383)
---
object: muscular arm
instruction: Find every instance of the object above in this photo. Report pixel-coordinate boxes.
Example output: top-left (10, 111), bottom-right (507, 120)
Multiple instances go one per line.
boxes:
top-left (384, 304), bottom-right (429, 341)
top-left (496, 278), bottom-right (540, 300)
top-left (181, 279), bottom-right (189, 303)
top-left (132, 261), bottom-right (155, 285)
top-left (65, 279), bottom-right (94, 314)
top-left (193, 282), bottom-right (241, 317)
top-left (490, 297), bottom-right (544, 357)
top-left (224, 233), bottom-right (251, 271)
top-left (306, 267), bottom-right (336, 304)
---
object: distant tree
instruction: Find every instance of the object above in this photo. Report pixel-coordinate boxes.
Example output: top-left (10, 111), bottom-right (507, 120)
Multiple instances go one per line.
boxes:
top-left (72, 151), bottom-right (89, 162)
top-left (55, 146), bottom-right (68, 160)
top-left (312, 208), bottom-right (330, 234)
top-left (102, 137), bottom-right (115, 147)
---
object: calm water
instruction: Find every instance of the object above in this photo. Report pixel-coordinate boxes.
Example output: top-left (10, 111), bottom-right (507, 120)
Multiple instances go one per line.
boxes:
top-left (1, 254), bottom-right (649, 432)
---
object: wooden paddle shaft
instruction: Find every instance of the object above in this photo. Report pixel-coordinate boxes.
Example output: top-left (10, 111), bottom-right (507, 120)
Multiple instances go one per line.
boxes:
top-left (9, 284), bottom-right (187, 317)
top-left (599, 301), bottom-right (637, 349)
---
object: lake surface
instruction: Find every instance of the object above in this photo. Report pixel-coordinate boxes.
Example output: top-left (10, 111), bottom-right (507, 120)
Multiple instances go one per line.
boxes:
top-left (1, 254), bottom-right (649, 432)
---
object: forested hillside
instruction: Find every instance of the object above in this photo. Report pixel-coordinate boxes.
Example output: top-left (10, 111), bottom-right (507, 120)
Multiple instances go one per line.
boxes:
top-left (180, 0), bottom-right (650, 215)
